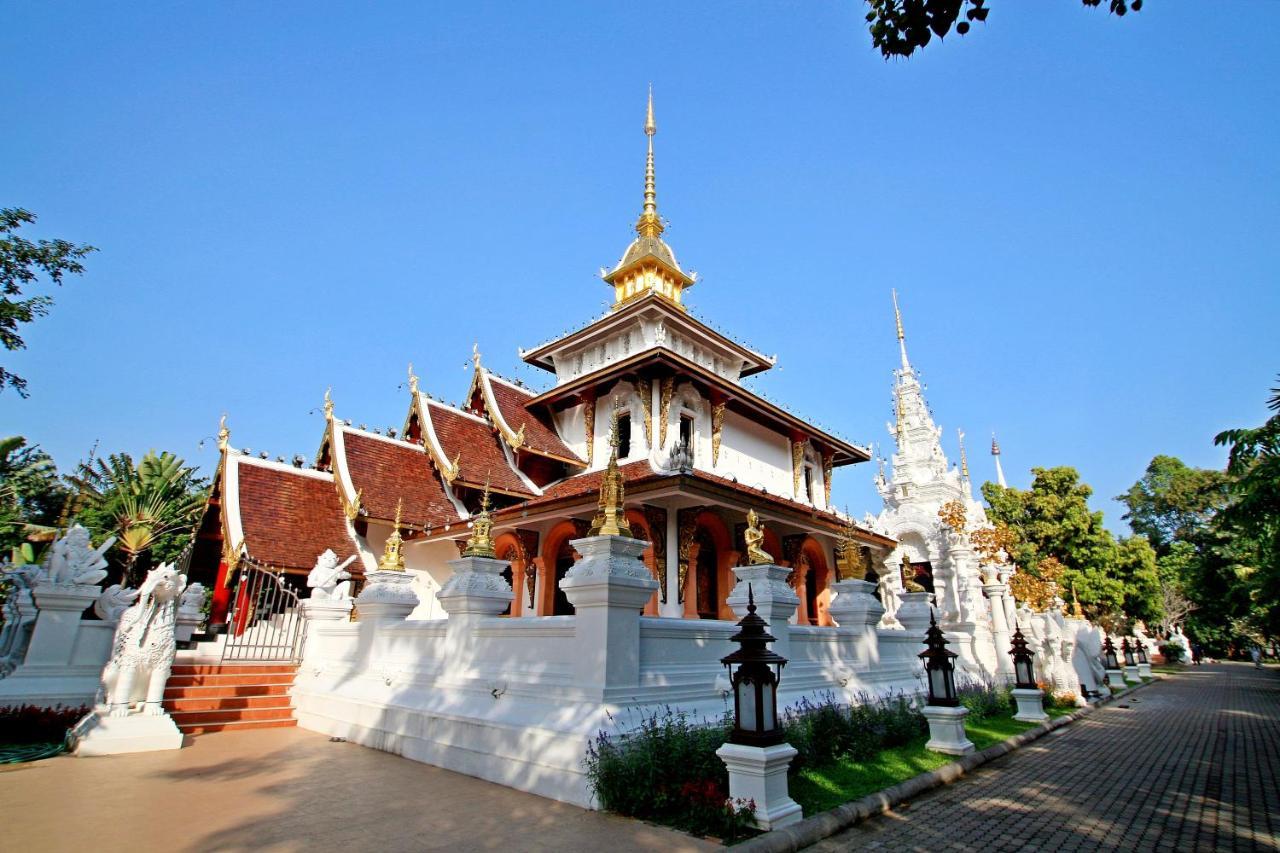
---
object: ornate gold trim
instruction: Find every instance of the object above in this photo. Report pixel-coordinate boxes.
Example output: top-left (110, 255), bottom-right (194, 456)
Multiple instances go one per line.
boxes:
top-left (676, 506), bottom-right (703, 605)
top-left (588, 404), bottom-right (633, 537)
top-left (822, 451), bottom-right (834, 506)
top-left (659, 378), bottom-right (674, 448)
top-left (582, 392), bottom-right (596, 466)
top-left (642, 505), bottom-right (667, 603)
top-left (791, 439), bottom-right (805, 497)
top-left (637, 378), bottom-right (653, 449)
top-left (711, 401), bottom-right (726, 466)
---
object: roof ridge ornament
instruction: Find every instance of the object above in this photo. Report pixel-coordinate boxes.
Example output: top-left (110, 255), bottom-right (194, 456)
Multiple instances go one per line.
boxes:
top-left (892, 289), bottom-right (911, 372)
top-left (636, 85), bottom-right (662, 239)
top-left (324, 387), bottom-right (335, 420)
top-left (408, 362), bottom-right (419, 396)
top-left (217, 414), bottom-right (230, 452)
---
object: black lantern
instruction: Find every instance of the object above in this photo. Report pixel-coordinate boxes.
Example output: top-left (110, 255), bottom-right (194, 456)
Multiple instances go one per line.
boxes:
top-left (1102, 636), bottom-right (1120, 670)
top-left (1122, 637), bottom-right (1136, 668)
top-left (919, 609), bottom-right (959, 707)
top-left (1009, 624), bottom-right (1037, 690)
top-left (1135, 639), bottom-right (1149, 665)
top-left (721, 584), bottom-right (787, 747)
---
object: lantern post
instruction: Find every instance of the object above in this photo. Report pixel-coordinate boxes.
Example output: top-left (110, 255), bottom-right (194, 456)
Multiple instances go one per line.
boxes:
top-left (1102, 636), bottom-right (1126, 693)
top-left (919, 610), bottom-right (975, 755)
top-left (1009, 624), bottom-right (1047, 722)
top-left (715, 586), bottom-right (803, 831)
top-left (1135, 636), bottom-right (1152, 678)
top-left (1122, 637), bottom-right (1141, 683)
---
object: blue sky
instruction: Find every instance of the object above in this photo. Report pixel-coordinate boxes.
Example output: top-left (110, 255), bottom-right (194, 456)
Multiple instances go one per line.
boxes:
top-left (4, 2), bottom-right (1277, 532)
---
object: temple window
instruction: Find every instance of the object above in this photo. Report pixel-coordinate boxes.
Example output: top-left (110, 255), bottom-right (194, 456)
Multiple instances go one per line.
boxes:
top-left (803, 466), bottom-right (815, 504)
top-left (679, 414), bottom-right (694, 459)
top-left (617, 413), bottom-right (632, 459)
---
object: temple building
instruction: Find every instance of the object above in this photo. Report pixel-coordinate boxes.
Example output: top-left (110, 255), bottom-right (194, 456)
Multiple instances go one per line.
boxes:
top-left (189, 92), bottom-right (897, 630)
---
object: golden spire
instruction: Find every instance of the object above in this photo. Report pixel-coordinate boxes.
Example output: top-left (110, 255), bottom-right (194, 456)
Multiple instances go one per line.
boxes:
top-left (463, 479), bottom-right (497, 558)
top-left (958, 429), bottom-right (969, 479)
top-left (1071, 583), bottom-right (1084, 619)
top-left (472, 343), bottom-right (482, 370)
top-left (324, 387), bottom-right (335, 420)
top-left (636, 86), bottom-right (663, 239)
top-left (408, 362), bottom-right (419, 396)
top-left (379, 498), bottom-right (406, 572)
top-left (217, 414), bottom-right (230, 452)
top-left (589, 402), bottom-right (633, 537)
top-left (892, 289), bottom-right (910, 371)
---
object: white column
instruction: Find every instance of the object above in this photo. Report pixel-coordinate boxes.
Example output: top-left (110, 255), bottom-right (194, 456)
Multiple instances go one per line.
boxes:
top-left (300, 597), bottom-right (355, 662)
top-left (26, 583), bottom-right (101, 668)
top-left (437, 554), bottom-right (514, 679)
top-left (716, 742), bottom-right (803, 830)
top-left (355, 570), bottom-right (419, 624)
top-left (726, 564), bottom-right (800, 662)
top-left (983, 582), bottom-right (1014, 678)
top-left (661, 509), bottom-right (681, 618)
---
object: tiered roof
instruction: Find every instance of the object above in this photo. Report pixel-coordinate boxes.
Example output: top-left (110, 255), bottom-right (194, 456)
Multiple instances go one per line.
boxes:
top-left (470, 369), bottom-right (583, 466)
top-left (337, 427), bottom-right (462, 528)
top-left (417, 395), bottom-right (539, 497)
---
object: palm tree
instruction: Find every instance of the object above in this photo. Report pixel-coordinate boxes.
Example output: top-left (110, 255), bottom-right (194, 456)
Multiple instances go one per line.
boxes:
top-left (69, 451), bottom-right (206, 586)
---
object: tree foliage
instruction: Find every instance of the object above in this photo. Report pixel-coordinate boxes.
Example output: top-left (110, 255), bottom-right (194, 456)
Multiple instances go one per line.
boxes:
top-left (0, 208), bottom-right (96, 397)
top-left (864, 0), bottom-right (1142, 59)
top-left (69, 451), bottom-right (207, 586)
top-left (0, 436), bottom-right (69, 560)
top-left (983, 466), bottom-right (1161, 625)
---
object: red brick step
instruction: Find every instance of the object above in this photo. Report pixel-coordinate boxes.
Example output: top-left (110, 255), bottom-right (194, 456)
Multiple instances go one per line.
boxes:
top-left (163, 662), bottom-right (299, 734)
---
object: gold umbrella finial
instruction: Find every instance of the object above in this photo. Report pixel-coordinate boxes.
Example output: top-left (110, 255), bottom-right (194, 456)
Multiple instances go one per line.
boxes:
top-left (379, 498), bottom-right (406, 572)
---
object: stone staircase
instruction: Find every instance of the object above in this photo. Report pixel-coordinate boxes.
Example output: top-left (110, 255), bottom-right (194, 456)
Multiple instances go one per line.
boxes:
top-left (163, 662), bottom-right (299, 734)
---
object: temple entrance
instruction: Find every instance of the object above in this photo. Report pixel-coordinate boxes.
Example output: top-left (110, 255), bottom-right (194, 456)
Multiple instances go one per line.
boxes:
top-left (695, 530), bottom-right (718, 619)
top-left (804, 562), bottom-right (820, 626)
top-left (553, 541), bottom-right (575, 616)
top-left (500, 564), bottom-right (514, 616)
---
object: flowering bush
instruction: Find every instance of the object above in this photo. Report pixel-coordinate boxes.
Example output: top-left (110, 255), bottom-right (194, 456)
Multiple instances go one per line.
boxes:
top-left (783, 691), bottom-right (927, 772)
top-left (956, 680), bottom-right (1013, 720)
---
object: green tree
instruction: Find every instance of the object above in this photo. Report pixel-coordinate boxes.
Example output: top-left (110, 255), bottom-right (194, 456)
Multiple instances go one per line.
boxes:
top-left (1117, 455), bottom-right (1229, 556)
top-left (1, 208), bottom-right (96, 397)
top-left (863, 0), bottom-right (1141, 59)
top-left (982, 466), bottom-right (1159, 623)
top-left (1214, 378), bottom-right (1280, 639)
top-left (70, 451), bottom-right (207, 586)
top-left (0, 435), bottom-right (69, 560)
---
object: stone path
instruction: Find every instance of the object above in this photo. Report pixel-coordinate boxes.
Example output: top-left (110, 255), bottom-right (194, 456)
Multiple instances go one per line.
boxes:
top-left (810, 663), bottom-right (1279, 852)
top-left (0, 726), bottom-right (712, 853)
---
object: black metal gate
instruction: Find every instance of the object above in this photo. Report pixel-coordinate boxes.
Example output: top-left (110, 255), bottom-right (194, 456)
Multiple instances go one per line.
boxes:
top-left (221, 559), bottom-right (306, 662)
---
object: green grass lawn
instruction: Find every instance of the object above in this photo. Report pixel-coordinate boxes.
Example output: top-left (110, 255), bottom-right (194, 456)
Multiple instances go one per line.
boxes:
top-left (790, 708), bottom-right (1069, 815)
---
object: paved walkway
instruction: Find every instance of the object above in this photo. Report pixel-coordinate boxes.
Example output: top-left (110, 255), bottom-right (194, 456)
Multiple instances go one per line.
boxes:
top-left (1, 726), bottom-right (712, 853)
top-left (810, 663), bottom-right (1279, 852)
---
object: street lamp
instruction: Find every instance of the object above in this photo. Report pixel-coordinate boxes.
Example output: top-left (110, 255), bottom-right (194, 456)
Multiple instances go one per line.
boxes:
top-left (919, 609), bottom-right (959, 707)
top-left (1135, 639), bottom-right (1149, 665)
top-left (721, 584), bottom-right (787, 747)
top-left (1009, 624), bottom-right (1037, 690)
top-left (1122, 637), bottom-right (1137, 668)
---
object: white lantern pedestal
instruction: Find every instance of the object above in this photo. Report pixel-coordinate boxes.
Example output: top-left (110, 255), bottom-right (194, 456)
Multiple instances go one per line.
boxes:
top-left (1124, 664), bottom-right (1141, 683)
top-left (715, 741), bottom-right (803, 831)
top-left (1011, 687), bottom-right (1048, 722)
top-left (1105, 668), bottom-right (1127, 693)
top-left (922, 704), bottom-right (974, 755)
top-left (1138, 661), bottom-right (1152, 679)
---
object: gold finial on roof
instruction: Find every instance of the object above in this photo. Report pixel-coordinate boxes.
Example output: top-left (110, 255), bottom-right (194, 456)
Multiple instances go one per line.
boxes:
top-left (324, 387), bottom-right (334, 420)
top-left (379, 498), bottom-right (407, 572)
top-left (408, 362), bottom-right (419, 396)
top-left (463, 478), bottom-right (496, 558)
top-left (636, 86), bottom-right (663, 239)
top-left (217, 414), bottom-right (230, 451)
top-left (472, 343), bottom-right (482, 369)
top-left (588, 400), bottom-right (633, 537)
top-left (744, 508), bottom-right (773, 565)
top-left (958, 428), bottom-right (969, 479)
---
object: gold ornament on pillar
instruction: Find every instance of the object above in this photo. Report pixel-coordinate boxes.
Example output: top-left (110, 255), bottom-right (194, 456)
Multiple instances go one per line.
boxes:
top-left (659, 378), bottom-right (674, 447)
top-left (637, 378), bottom-right (653, 448)
top-left (822, 451), bottom-right (833, 506)
top-left (744, 509), bottom-right (773, 565)
top-left (589, 403), bottom-right (633, 537)
top-left (711, 400), bottom-right (726, 466)
top-left (463, 480), bottom-right (497, 558)
top-left (791, 439), bottom-right (805, 497)
top-left (1071, 583), bottom-right (1085, 619)
top-left (379, 499), bottom-right (407, 572)
top-left (582, 392), bottom-right (596, 465)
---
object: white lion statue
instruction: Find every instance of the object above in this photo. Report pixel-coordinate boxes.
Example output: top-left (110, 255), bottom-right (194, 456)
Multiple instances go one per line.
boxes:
top-left (100, 562), bottom-right (186, 718)
top-left (38, 524), bottom-right (115, 586)
top-left (307, 549), bottom-right (356, 601)
top-left (94, 583), bottom-right (140, 623)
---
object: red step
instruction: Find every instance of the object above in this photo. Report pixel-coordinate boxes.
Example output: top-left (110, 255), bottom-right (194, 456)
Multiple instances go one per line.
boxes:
top-left (163, 663), bottom-right (299, 734)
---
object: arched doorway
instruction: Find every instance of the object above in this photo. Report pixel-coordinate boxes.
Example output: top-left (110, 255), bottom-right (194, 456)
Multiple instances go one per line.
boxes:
top-left (497, 545), bottom-right (516, 617)
top-left (553, 540), bottom-right (575, 616)
top-left (695, 529), bottom-right (718, 619)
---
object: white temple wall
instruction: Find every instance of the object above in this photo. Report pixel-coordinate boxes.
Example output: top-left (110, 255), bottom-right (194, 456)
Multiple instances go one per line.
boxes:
top-left (364, 526), bottom-right (455, 621)
top-left (0, 620), bottom-right (115, 709)
top-left (718, 411), bottom-right (793, 498)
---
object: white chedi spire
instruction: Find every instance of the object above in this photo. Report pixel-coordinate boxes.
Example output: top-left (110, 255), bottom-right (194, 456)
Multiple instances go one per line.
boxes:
top-left (991, 433), bottom-right (1007, 489)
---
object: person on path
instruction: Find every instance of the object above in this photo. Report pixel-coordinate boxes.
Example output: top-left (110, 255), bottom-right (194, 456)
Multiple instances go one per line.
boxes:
top-left (1192, 643), bottom-right (1203, 666)
top-left (1251, 645), bottom-right (1263, 668)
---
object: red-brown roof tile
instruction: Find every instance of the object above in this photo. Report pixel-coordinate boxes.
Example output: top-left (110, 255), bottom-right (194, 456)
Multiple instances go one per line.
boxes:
top-left (483, 373), bottom-right (582, 465)
top-left (235, 461), bottom-right (358, 572)
top-left (340, 430), bottom-right (462, 526)
top-left (424, 402), bottom-right (536, 497)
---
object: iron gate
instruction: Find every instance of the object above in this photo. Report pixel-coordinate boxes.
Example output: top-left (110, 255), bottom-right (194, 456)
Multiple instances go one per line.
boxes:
top-left (221, 558), bottom-right (306, 662)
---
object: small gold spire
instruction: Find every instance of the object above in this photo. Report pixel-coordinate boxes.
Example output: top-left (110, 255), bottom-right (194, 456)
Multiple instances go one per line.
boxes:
top-left (744, 508), bottom-right (774, 565)
top-left (323, 387), bottom-right (334, 420)
top-left (958, 429), bottom-right (969, 479)
top-left (378, 499), bottom-right (407, 572)
top-left (408, 362), bottom-right (419, 396)
top-left (217, 414), bottom-right (230, 451)
top-left (463, 479), bottom-right (497, 558)
top-left (834, 514), bottom-right (865, 581)
top-left (636, 86), bottom-right (663, 239)
top-left (589, 402), bottom-right (633, 537)
top-left (1071, 583), bottom-right (1084, 619)
top-left (472, 343), bottom-right (482, 369)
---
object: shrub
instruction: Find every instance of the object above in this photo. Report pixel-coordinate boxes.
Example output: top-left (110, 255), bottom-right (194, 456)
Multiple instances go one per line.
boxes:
top-left (956, 680), bottom-right (1012, 720)
top-left (584, 707), bottom-right (757, 840)
top-left (783, 691), bottom-right (928, 773)
top-left (0, 704), bottom-right (87, 745)
top-left (1159, 642), bottom-right (1184, 664)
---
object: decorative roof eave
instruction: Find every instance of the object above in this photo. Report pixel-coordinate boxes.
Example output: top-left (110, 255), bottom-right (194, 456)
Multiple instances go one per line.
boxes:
top-left (475, 368), bottom-right (584, 467)
top-left (328, 424), bottom-right (365, 521)
top-left (413, 392), bottom-right (462, 484)
top-left (519, 292), bottom-right (773, 377)
top-left (221, 451), bottom-right (349, 567)
top-left (526, 347), bottom-right (870, 466)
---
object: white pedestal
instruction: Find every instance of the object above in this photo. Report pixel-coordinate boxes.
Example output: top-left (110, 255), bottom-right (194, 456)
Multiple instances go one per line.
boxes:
top-left (1124, 665), bottom-right (1141, 682)
top-left (827, 579), bottom-right (885, 628)
top-left (355, 571), bottom-right (419, 623)
top-left (1105, 669), bottom-right (1127, 692)
top-left (716, 741), bottom-right (803, 831)
top-left (175, 611), bottom-right (203, 645)
top-left (896, 591), bottom-right (932, 634)
top-left (26, 583), bottom-right (101, 667)
top-left (726, 564), bottom-right (799, 661)
top-left (1138, 662), bottom-right (1152, 679)
top-left (1011, 687), bottom-right (1048, 722)
top-left (922, 704), bottom-right (974, 755)
top-left (72, 709), bottom-right (184, 756)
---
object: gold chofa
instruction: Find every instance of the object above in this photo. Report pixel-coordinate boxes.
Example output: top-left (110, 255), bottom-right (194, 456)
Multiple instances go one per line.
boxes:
top-left (589, 405), bottom-right (633, 537)
top-left (835, 516), bottom-right (866, 581)
top-left (379, 498), bottom-right (407, 572)
top-left (463, 481), bottom-right (497, 558)
top-left (744, 508), bottom-right (773, 565)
